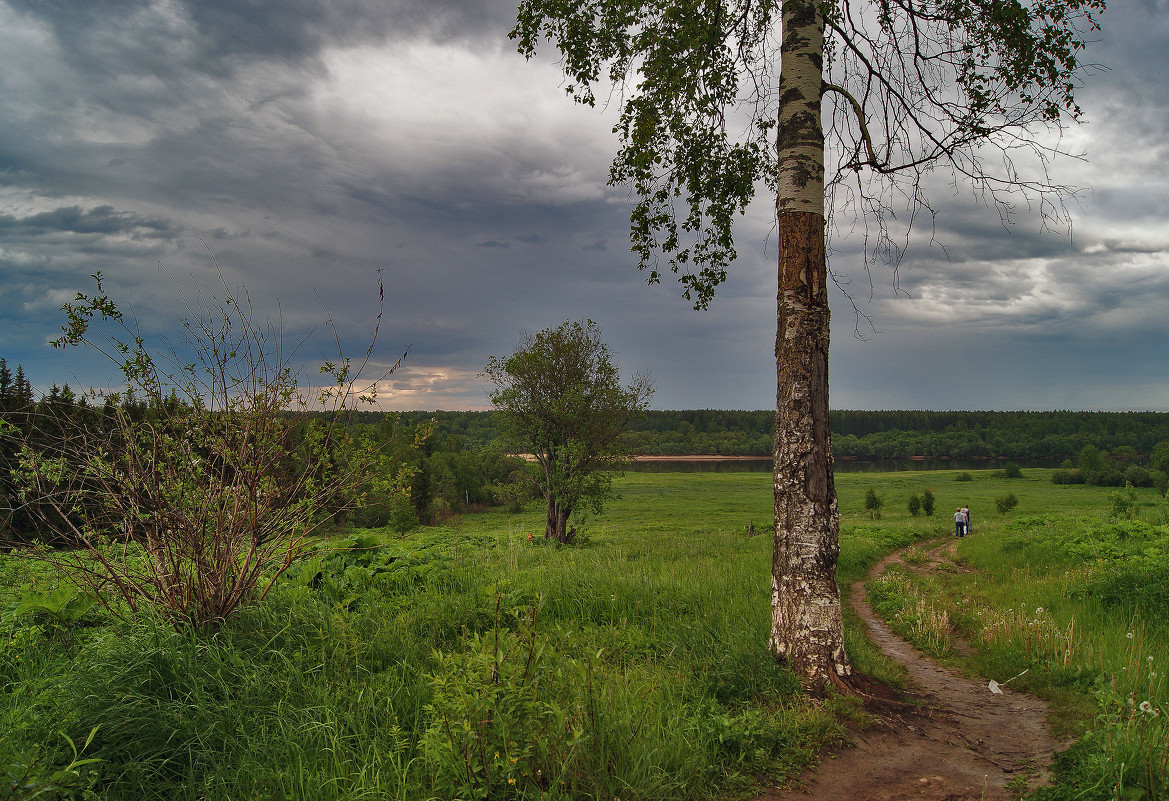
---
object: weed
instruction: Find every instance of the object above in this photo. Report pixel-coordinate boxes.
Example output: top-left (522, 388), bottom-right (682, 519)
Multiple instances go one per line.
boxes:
top-left (867, 568), bottom-right (952, 658)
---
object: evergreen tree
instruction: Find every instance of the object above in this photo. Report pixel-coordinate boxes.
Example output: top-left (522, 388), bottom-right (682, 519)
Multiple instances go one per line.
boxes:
top-left (0, 358), bottom-right (11, 405)
top-left (12, 365), bottom-right (34, 408)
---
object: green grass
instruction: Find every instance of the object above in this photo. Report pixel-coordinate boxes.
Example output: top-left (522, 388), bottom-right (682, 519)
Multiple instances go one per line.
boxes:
top-left (854, 469), bottom-right (1168, 800)
top-left (2, 467), bottom-right (1166, 799)
top-left (1, 471), bottom-right (828, 801)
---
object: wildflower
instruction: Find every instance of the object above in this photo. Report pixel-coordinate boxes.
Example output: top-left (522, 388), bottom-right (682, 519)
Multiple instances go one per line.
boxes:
top-left (1127, 632), bottom-right (1134, 639)
top-left (508, 778), bottom-right (516, 786)
top-left (1149, 655), bottom-right (1155, 662)
top-left (1140, 701), bottom-right (1153, 714)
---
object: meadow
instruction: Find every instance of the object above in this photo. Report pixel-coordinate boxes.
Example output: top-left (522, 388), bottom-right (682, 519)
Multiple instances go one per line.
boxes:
top-left (1, 468), bottom-right (1165, 800)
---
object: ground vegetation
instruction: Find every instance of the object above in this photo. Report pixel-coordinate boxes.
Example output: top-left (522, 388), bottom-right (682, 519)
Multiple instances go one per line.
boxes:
top-left (2, 468), bottom-right (1165, 799)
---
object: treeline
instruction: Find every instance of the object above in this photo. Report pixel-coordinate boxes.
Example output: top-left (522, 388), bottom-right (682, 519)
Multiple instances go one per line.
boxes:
top-left (8, 351), bottom-right (1169, 541)
top-left (0, 360), bottom-right (532, 542)
top-left (831, 410), bottom-right (1169, 460)
top-left (357, 408), bottom-right (1169, 461)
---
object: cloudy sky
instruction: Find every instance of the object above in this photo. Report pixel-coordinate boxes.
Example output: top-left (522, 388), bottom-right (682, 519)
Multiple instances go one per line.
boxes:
top-left (1, 0), bottom-right (1166, 413)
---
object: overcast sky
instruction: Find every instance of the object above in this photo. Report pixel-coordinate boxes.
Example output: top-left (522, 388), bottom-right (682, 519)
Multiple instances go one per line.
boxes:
top-left (1, 0), bottom-right (1166, 413)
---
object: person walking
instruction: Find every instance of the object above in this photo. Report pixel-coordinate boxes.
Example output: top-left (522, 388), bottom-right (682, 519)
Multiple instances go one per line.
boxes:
top-left (954, 507), bottom-right (966, 538)
top-left (962, 504), bottom-right (972, 536)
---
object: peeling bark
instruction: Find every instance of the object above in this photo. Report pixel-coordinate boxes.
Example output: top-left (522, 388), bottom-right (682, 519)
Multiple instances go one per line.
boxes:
top-left (769, 0), bottom-right (851, 687)
top-left (771, 210), bottom-right (850, 685)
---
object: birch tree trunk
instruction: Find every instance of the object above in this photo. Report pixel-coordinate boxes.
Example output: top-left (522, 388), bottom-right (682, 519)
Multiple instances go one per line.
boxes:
top-left (769, 0), bottom-right (851, 687)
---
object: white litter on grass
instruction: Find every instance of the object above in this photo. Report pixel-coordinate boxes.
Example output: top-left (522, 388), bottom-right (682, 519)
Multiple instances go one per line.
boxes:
top-left (988, 668), bottom-right (1029, 694)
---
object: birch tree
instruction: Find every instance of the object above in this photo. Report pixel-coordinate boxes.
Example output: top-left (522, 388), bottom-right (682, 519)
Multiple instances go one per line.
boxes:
top-left (512, 0), bottom-right (1104, 687)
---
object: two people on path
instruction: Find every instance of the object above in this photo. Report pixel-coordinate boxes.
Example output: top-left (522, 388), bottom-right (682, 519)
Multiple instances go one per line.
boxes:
top-left (954, 504), bottom-right (972, 538)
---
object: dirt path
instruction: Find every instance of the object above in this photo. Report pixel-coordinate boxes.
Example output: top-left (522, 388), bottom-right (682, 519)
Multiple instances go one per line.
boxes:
top-left (758, 539), bottom-right (1062, 801)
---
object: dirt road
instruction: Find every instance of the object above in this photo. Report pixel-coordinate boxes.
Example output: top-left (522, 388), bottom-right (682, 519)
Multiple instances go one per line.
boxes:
top-left (759, 539), bottom-right (1062, 801)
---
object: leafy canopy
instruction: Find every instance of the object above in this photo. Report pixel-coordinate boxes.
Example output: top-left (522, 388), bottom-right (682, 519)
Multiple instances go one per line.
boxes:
top-left (512, 0), bottom-right (1105, 308)
top-left (484, 320), bottom-right (652, 525)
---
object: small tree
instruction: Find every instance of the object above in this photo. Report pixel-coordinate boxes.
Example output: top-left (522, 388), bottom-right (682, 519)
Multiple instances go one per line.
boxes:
top-left (1150, 470), bottom-right (1168, 499)
top-left (1108, 482), bottom-right (1138, 521)
top-left (864, 488), bottom-right (883, 520)
top-left (995, 493), bottom-right (1019, 515)
top-left (921, 489), bottom-right (936, 518)
top-left (1151, 441), bottom-right (1169, 475)
top-left (907, 493), bottom-right (921, 517)
top-left (484, 320), bottom-right (653, 543)
top-left (3, 267), bottom-right (402, 628)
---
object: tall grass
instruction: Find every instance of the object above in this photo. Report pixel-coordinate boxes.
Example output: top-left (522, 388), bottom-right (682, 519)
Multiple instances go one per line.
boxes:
top-left (2, 472), bottom-right (838, 800)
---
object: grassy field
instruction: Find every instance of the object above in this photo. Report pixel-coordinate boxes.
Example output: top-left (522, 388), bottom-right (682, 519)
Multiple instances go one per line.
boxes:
top-left (1, 467), bottom-right (1166, 800)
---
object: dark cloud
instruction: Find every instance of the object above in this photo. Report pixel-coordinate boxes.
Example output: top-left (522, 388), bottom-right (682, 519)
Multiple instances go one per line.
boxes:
top-left (6, 0), bottom-right (517, 75)
top-left (0, 205), bottom-right (176, 238)
top-left (0, 1), bottom-right (1166, 411)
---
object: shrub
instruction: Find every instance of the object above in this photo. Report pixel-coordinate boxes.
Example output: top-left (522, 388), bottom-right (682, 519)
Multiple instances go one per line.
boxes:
top-left (864, 488), bottom-right (883, 520)
top-left (955, 472), bottom-right (973, 482)
top-left (921, 488), bottom-right (935, 517)
top-left (1108, 483), bottom-right (1138, 521)
top-left (420, 620), bottom-right (591, 799)
top-left (1098, 470), bottom-right (1126, 487)
top-left (1003, 462), bottom-right (1023, 478)
top-left (1151, 469), bottom-right (1168, 498)
top-left (489, 479), bottom-right (534, 513)
top-left (906, 493), bottom-right (921, 517)
top-left (1052, 469), bottom-right (1085, 485)
top-left (1123, 465), bottom-right (1152, 488)
top-left (994, 493), bottom-right (1018, 515)
top-left (4, 269), bottom-right (405, 628)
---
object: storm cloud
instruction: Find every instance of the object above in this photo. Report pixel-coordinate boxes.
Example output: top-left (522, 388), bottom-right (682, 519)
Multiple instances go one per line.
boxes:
top-left (1, 0), bottom-right (1166, 412)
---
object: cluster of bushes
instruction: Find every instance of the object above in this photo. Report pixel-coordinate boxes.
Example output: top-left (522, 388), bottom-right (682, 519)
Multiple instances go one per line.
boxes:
top-left (0, 358), bottom-right (537, 546)
top-left (347, 416), bottom-right (534, 531)
top-left (1051, 443), bottom-right (1169, 496)
top-left (860, 487), bottom-right (937, 520)
top-left (355, 420), bottom-right (535, 528)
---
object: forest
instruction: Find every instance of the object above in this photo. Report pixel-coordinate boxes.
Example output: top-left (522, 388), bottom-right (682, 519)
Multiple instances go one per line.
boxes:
top-left (372, 407), bottom-right (1169, 462)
